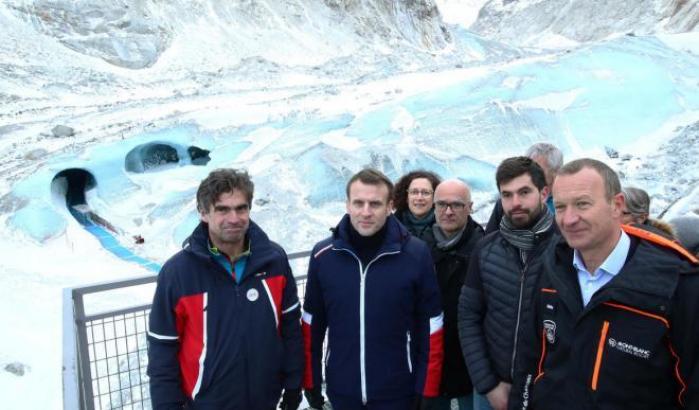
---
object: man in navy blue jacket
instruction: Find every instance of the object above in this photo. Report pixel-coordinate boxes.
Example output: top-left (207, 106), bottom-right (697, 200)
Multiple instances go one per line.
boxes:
top-left (302, 168), bottom-right (444, 410)
top-left (147, 169), bottom-right (303, 410)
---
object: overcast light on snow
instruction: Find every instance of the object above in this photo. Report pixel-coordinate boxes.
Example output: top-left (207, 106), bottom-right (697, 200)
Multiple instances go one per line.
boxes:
top-left (1, 1), bottom-right (698, 409)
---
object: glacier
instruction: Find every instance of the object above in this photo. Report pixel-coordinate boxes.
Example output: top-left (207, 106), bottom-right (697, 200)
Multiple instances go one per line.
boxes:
top-left (0, 1), bottom-right (698, 409)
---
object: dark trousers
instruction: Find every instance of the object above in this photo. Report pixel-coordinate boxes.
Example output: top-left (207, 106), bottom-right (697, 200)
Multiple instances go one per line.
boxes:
top-left (328, 393), bottom-right (414, 410)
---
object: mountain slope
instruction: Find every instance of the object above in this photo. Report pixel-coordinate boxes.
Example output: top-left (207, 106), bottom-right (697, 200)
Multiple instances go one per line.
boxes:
top-left (470, 0), bottom-right (699, 46)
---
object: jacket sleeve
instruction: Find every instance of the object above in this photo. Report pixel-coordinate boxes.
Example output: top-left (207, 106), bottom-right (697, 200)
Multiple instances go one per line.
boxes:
top-left (484, 199), bottom-right (503, 235)
top-left (302, 248), bottom-right (328, 390)
top-left (280, 259), bottom-right (304, 390)
top-left (147, 264), bottom-right (186, 410)
top-left (457, 244), bottom-right (499, 394)
top-left (670, 265), bottom-right (699, 408)
top-left (413, 244), bottom-right (444, 398)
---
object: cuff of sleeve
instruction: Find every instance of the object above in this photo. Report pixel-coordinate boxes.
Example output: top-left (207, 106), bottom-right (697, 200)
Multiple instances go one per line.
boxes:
top-left (476, 377), bottom-right (499, 396)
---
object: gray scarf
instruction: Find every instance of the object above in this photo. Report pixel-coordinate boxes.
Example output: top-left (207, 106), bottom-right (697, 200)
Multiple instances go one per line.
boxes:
top-left (432, 223), bottom-right (467, 251)
top-left (499, 208), bottom-right (554, 257)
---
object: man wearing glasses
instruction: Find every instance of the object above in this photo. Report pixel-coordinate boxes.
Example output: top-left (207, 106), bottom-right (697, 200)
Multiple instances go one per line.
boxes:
top-left (147, 169), bottom-right (303, 410)
top-left (426, 180), bottom-right (484, 410)
top-left (458, 157), bottom-right (557, 410)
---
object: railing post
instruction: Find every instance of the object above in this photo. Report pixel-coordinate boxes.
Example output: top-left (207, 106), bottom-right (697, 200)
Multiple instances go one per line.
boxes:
top-left (63, 288), bottom-right (81, 409)
top-left (73, 289), bottom-right (96, 410)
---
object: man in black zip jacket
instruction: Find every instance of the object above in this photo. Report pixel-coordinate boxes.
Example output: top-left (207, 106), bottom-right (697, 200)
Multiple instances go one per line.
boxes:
top-left (458, 157), bottom-right (557, 410)
top-left (514, 158), bottom-right (699, 410)
top-left (426, 179), bottom-right (484, 410)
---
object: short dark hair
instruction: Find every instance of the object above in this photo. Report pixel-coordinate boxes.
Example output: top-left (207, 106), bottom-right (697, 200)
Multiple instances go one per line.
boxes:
top-left (495, 156), bottom-right (546, 191)
top-left (392, 170), bottom-right (441, 214)
top-left (557, 158), bottom-right (620, 201)
top-left (346, 168), bottom-right (394, 200)
top-left (197, 168), bottom-right (254, 213)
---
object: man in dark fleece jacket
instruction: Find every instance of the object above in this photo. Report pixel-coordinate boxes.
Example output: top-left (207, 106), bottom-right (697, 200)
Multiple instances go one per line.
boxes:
top-left (514, 158), bottom-right (699, 410)
top-left (147, 169), bottom-right (303, 410)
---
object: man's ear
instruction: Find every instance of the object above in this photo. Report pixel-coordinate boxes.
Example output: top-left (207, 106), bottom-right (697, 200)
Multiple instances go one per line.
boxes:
top-left (540, 185), bottom-right (550, 203)
top-left (611, 192), bottom-right (625, 218)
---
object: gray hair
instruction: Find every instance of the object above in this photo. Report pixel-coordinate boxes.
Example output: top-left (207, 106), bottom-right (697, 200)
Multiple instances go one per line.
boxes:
top-left (526, 143), bottom-right (564, 172)
top-left (622, 187), bottom-right (650, 216)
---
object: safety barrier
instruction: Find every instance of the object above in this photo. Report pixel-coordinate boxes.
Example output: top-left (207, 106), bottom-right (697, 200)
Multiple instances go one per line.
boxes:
top-left (63, 250), bottom-right (311, 410)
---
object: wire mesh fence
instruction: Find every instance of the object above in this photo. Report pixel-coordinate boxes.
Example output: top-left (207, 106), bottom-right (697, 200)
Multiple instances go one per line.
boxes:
top-left (86, 308), bottom-right (151, 410)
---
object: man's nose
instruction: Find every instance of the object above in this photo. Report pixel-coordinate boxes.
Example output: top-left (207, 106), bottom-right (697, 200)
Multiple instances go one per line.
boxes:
top-left (512, 194), bottom-right (522, 207)
top-left (225, 211), bottom-right (242, 223)
top-left (559, 207), bottom-right (579, 226)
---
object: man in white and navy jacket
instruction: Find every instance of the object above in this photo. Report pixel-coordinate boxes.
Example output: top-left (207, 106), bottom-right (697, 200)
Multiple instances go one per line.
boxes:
top-left (302, 168), bottom-right (444, 410)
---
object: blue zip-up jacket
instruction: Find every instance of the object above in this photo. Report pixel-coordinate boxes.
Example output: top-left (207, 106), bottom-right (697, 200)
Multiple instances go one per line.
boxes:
top-left (302, 214), bottom-right (444, 404)
top-left (147, 221), bottom-right (303, 410)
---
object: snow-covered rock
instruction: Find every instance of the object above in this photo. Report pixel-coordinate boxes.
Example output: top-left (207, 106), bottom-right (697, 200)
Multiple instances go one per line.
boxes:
top-left (471, 0), bottom-right (699, 47)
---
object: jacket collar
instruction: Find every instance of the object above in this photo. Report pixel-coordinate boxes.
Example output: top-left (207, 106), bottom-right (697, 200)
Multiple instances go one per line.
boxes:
top-left (185, 220), bottom-right (276, 277)
top-left (546, 234), bottom-right (682, 317)
top-left (432, 217), bottom-right (483, 253)
top-left (331, 214), bottom-right (407, 255)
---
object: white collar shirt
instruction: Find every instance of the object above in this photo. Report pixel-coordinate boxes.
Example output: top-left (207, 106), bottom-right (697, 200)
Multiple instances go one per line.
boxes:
top-left (573, 230), bottom-right (630, 306)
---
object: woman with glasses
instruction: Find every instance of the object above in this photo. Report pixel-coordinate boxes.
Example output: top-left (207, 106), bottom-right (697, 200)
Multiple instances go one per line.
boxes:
top-left (393, 170), bottom-right (442, 242)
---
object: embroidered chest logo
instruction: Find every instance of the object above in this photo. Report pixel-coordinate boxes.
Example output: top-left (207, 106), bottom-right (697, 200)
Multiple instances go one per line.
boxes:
top-left (543, 320), bottom-right (556, 344)
top-left (608, 338), bottom-right (651, 359)
top-left (247, 288), bottom-right (259, 302)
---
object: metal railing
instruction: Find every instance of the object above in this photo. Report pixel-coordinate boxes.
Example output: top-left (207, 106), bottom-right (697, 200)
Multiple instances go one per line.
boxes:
top-left (64, 251), bottom-right (311, 410)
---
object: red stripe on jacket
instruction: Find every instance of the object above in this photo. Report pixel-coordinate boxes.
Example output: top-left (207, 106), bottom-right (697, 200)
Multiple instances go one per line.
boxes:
top-left (422, 316), bottom-right (444, 397)
top-left (263, 276), bottom-right (286, 331)
top-left (175, 293), bottom-right (206, 398)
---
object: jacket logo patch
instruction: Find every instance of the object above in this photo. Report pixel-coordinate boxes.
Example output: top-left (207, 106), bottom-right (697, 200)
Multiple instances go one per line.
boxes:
top-left (247, 288), bottom-right (259, 302)
top-left (608, 338), bottom-right (650, 359)
top-left (543, 320), bottom-right (556, 344)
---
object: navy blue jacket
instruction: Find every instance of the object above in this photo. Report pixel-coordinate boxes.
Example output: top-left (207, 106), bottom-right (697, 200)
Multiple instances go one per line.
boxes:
top-left (302, 214), bottom-right (444, 404)
top-left (147, 221), bottom-right (303, 410)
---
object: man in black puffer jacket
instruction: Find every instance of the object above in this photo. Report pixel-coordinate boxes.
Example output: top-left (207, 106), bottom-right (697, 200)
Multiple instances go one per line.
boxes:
top-left (458, 157), bottom-right (557, 410)
top-left (425, 180), bottom-right (484, 410)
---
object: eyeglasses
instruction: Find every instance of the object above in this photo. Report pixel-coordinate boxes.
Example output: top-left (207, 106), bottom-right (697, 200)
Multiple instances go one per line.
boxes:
top-left (435, 201), bottom-right (467, 212)
top-left (408, 189), bottom-right (433, 197)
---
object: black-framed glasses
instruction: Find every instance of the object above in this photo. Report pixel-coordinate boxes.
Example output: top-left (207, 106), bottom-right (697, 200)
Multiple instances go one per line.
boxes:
top-left (435, 201), bottom-right (466, 212)
top-left (407, 189), bottom-right (433, 197)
